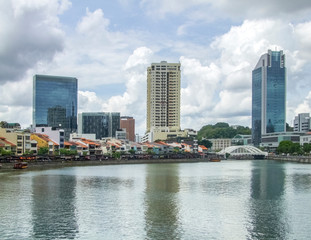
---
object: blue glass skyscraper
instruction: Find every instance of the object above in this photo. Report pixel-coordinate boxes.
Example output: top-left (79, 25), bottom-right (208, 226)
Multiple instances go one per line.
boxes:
top-left (252, 50), bottom-right (286, 146)
top-left (33, 75), bottom-right (78, 140)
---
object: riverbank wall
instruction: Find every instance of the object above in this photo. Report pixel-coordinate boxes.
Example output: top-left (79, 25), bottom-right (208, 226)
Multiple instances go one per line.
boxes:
top-left (0, 158), bottom-right (211, 171)
top-left (267, 155), bottom-right (311, 163)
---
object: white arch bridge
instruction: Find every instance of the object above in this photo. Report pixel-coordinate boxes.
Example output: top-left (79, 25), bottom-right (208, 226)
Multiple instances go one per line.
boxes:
top-left (217, 145), bottom-right (268, 159)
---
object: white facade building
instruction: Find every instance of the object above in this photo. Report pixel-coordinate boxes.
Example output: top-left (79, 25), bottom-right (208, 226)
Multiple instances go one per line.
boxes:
top-left (35, 127), bottom-right (65, 148)
top-left (208, 138), bottom-right (232, 152)
top-left (294, 113), bottom-right (311, 132)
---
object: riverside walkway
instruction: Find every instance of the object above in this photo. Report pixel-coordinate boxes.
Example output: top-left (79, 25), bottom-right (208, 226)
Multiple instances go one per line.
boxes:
top-left (267, 155), bottom-right (311, 163)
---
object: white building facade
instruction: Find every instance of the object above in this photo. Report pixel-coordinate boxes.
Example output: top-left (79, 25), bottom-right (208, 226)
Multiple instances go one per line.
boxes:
top-left (294, 113), bottom-right (311, 132)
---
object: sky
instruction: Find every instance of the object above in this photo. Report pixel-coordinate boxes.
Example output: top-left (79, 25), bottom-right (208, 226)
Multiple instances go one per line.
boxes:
top-left (1, 0), bottom-right (311, 135)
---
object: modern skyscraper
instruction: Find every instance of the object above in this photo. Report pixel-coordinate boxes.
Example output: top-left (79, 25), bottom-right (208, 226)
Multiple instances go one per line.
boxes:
top-left (147, 61), bottom-right (181, 130)
top-left (120, 116), bottom-right (135, 141)
top-left (252, 50), bottom-right (286, 146)
top-left (78, 112), bottom-right (120, 139)
top-left (33, 75), bottom-right (78, 140)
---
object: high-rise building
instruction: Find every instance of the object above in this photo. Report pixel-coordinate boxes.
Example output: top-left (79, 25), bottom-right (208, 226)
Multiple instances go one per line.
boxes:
top-left (78, 112), bottom-right (120, 140)
top-left (294, 113), bottom-right (311, 132)
top-left (120, 116), bottom-right (135, 141)
top-left (252, 50), bottom-right (286, 146)
top-left (145, 61), bottom-right (185, 141)
top-left (33, 75), bottom-right (78, 140)
top-left (144, 61), bottom-right (189, 142)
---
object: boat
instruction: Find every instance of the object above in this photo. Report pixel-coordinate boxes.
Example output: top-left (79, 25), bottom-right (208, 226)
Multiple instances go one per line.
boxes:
top-left (209, 158), bottom-right (221, 162)
top-left (13, 162), bottom-right (28, 169)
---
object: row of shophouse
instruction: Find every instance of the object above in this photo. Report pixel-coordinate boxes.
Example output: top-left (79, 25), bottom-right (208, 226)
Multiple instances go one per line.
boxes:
top-left (0, 126), bottom-right (208, 157)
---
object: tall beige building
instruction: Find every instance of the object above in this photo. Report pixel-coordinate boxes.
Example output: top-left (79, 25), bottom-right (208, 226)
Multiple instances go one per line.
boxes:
top-left (144, 61), bottom-right (186, 142)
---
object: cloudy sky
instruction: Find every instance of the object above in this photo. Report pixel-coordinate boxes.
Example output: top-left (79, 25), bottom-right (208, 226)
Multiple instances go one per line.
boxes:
top-left (1, 0), bottom-right (311, 135)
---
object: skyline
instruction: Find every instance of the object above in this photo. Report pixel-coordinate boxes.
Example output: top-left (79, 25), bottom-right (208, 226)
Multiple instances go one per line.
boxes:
top-left (1, 1), bottom-right (311, 135)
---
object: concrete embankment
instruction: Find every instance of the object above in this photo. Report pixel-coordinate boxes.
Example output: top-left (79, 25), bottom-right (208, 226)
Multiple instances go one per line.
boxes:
top-left (0, 158), bottom-right (210, 171)
top-left (267, 156), bottom-right (311, 163)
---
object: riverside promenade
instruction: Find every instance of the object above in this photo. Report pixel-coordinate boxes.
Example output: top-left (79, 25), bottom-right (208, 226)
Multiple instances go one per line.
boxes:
top-left (0, 157), bottom-right (211, 171)
top-left (267, 155), bottom-right (311, 163)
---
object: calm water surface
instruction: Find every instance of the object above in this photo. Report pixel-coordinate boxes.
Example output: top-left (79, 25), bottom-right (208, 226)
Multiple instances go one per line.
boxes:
top-left (1, 160), bottom-right (311, 239)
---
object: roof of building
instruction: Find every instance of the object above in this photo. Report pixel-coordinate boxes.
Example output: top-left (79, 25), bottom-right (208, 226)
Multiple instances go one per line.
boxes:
top-left (32, 133), bottom-right (59, 146)
top-left (0, 137), bottom-right (16, 147)
top-left (199, 145), bottom-right (208, 150)
top-left (80, 138), bottom-right (100, 146)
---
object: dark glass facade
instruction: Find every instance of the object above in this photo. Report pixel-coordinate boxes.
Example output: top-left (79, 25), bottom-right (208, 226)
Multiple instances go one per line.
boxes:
top-left (79, 112), bottom-right (120, 139)
top-left (252, 50), bottom-right (286, 146)
top-left (252, 68), bottom-right (262, 146)
top-left (33, 75), bottom-right (78, 140)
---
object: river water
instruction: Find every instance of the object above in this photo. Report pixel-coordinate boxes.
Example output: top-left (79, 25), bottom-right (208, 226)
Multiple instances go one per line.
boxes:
top-left (1, 160), bottom-right (311, 239)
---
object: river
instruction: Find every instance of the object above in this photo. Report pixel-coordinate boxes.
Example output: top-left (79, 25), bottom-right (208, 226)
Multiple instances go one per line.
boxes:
top-left (1, 160), bottom-right (311, 239)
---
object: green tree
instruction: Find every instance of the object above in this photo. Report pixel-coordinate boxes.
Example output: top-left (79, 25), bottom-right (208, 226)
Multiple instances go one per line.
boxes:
top-left (38, 147), bottom-right (49, 155)
top-left (198, 139), bottom-right (213, 148)
top-left (290, 143), bottom-right (302, 155)
top-left (147, 149), bottom-right (155, 155)
top-left (197, 122), bottom-right (251, 140)
top-left (214, 122), bottom-right (229, 128)
top-left (302, 143), bottom-right (311, 154)
top-left (286, 123), bottom-right (294, 132)
top-left (0, 121), bottom-right (8, 128)
top-left (112, 151), bottom-right (121, 159)
top-left (23, 150), bottom-right (34, 156)
top-left (0, 148), bottom-right (12, 156)
top-left (173, 147), bottom-right (179, 153)
top-left (60, 149), bottom-right (77, 156)
top-left (277, 141), bottom-right (292, 154)
top-left (128, 149), bottom-right (136, 155)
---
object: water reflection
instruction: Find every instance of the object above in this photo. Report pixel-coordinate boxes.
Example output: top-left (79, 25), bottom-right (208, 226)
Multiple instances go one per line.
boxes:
top-left (144, 164), bottom-right (182, 240)
top-left (291, 173), bottom-right (311, 192)
top-left (31, 175), bottom-right (78, 239)
top-left (0, 173), bottom-right (33, 239)
top-left (1, 161), bottom-right (311, 239)
top-left (248, 160), bottom-right (288, 239)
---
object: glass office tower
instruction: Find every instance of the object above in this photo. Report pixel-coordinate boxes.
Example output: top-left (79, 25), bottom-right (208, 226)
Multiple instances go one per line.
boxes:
top-left (252, 50), bottom-right (286, 146)
top-left (33, 75), bottom-right (78, 140)
top-left (78, 112), bottom-right (120, 139)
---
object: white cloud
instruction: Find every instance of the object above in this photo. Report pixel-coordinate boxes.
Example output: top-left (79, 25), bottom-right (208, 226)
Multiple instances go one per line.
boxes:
top-left (180, 56), bottom-right (221, 115)
top-left (34, 8), bottom-right (148, 91)
top-left (0, 0), bottom-right (66, 83)
top-left (140, 0), bottom-right (207, 18)
top-left (124, 47), bottom-right (153, 70)
top-left (1, 1), bottom-right (311, 134)
top-left (140, 0), bottom-right (311, 21)
top-left (78, 90), bottom-right (105, 112)
top-left (102, 47), bottom-right (153, 134)
top-left (295, 92), bottom-right (311, 115)
top-left (76, 8), bottom-right (110, 35)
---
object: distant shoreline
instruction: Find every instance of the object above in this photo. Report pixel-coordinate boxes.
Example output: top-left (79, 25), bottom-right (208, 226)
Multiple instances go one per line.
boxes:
top-left (0, 158), bottom-right (211, 171)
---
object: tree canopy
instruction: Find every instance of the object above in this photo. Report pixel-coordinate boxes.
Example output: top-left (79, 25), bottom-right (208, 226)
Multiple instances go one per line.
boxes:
top-left (197, 122), bottom-right (251, 140)
top-left (38, 147), bottom-right (49, 155)
top-left (276, 140), bottom-right (310, 155)
top-left (198, 139), bottom-right (213, 148)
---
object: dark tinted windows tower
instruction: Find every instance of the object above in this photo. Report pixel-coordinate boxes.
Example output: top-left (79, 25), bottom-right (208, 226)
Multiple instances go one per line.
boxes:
top-left (33, 75), bottom-right (78, 140)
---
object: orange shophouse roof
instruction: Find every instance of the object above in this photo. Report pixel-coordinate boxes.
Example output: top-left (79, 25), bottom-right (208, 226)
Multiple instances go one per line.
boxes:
top-left (199, 145), bottom-right (208, 150)
top-left (0, 137), bottom-right (16, 147)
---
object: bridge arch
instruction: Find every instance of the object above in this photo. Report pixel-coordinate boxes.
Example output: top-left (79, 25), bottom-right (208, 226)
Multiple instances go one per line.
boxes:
top-left (218, 145), bottom-right (268, 157)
